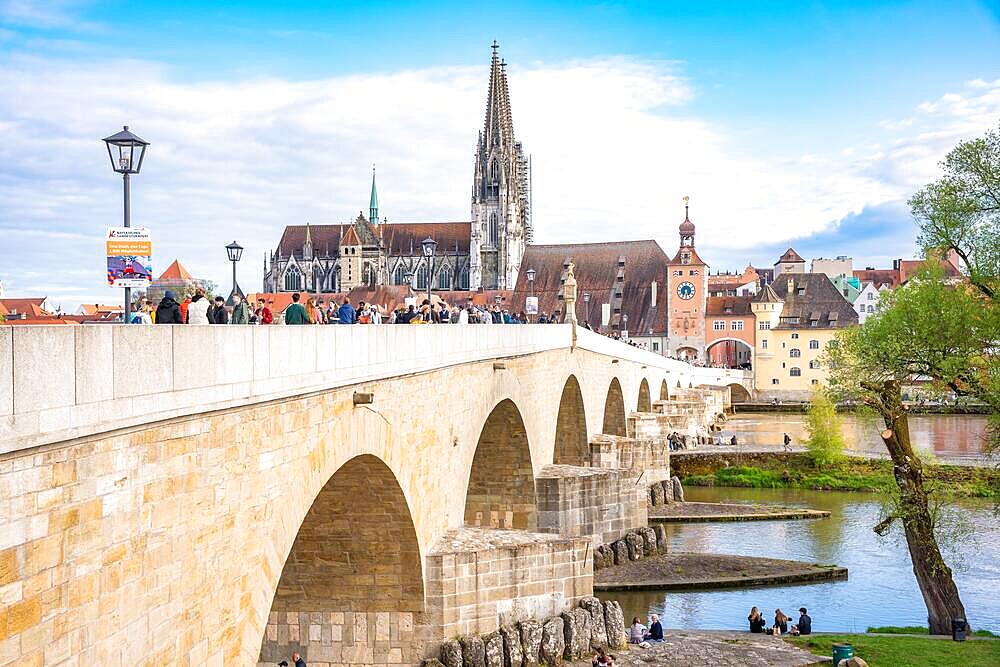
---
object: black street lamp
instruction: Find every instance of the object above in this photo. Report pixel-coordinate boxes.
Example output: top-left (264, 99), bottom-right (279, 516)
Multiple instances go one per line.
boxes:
top-left (525, 268), bottom-right (536, 322)
top-left (102, 125), bottom-right (149, 319)
top-left (225, 240), bottom-right (244, 306)
top-left (583, 292), bottom-right (591, 326)
top-left (623, 313), bottom-right (629, 339)
top-left (421, 237), bottom-right (437, 304)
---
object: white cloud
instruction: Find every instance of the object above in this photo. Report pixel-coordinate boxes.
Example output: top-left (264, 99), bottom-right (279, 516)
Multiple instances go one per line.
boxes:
top-left (0, 54), bottom-right (998, 309)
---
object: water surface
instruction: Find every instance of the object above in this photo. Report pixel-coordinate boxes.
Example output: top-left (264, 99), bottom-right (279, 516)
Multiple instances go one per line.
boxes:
top-left (617, 486), bottom-right (1000, 633)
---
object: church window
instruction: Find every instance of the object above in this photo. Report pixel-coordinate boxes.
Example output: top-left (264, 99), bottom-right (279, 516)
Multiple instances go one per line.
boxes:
top-left (394, 265), bottom-right (406, 285)
top-left (459, 266), bottom-right (470, 290)
top-left (362, 263), bottom-right (376, 287)
top-left (332, 267), bottom-right (340, 292)
top-left (284, 265), bottom-right (302, 291)
top-left (416, 265), bottom-right (429, 290)
top-left (489, 213), bottom-right (499, 247)
top-left (438, 269), bottom-right (452, 290)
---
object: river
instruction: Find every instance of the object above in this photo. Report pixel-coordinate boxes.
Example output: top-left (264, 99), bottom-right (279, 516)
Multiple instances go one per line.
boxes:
top-left (725, 411), bottom-right (989, 459)
top-left (617, 486), bottom-right (1000, 633)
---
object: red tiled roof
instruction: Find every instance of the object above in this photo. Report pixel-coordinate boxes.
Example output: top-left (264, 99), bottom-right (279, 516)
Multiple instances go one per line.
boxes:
top-left (0, 299), bottom-right (50, 318)
top-left (157, 260), bottom-right (194, 281)
top-left (898, 259), bottom-right (961, 284)
top-left (511, 240), bottom-right (670, 333)
top-left (853, 268), bottom-right (899, 289)
top-left (706, 295), bottom-right (753, 316)
top-left (341, 225), bottom-right (361, 246)
top-left (4, 318), bottom-right (78, 325)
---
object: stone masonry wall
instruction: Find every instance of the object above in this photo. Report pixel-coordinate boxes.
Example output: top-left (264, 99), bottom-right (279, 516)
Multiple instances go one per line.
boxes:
top-left (534, 465), bottom-right (646, 549)
top-left (260, 611), bottom-right (420, 667)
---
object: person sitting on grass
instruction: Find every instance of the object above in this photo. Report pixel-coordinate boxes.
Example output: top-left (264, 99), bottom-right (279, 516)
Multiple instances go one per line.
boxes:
top-left (643, 614), bottom-right (664, 641)
top-left (592, 646), bottom-right (616, 666)
top-left (748, 607), bottom-right (766, 633)
top-left (629, 616), bottom-right (647, 644)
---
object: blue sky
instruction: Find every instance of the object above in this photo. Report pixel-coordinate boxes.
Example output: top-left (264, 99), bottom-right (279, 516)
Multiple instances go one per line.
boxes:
top-left (1, 1), bottom-right (999, 308)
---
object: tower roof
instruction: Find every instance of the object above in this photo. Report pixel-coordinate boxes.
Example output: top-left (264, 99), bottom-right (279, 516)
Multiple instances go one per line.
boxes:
top-left (482, 40), bottom-right (516, 150)
top-left (777, 247), bottom-right (805, 263)
top-left (157, 259), bottom-right (193, 281)
top-left (679, 196), bottom-right (695, 235)
top-left (369, 166), bottom-right (379, 212)
top-left (751, 282), bottom-right (783, 303)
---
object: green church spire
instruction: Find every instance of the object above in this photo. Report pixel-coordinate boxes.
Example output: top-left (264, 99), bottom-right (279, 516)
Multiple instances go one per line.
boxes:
top-left (369, 164), bottom-right (379, 225)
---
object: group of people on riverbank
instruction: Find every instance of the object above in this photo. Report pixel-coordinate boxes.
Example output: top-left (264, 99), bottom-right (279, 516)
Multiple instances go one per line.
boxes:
top-left (748, 606), bottom-right (811, 636)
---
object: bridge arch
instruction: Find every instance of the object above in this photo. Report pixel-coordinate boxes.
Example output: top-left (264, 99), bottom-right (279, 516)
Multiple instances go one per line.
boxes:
top-left (706, 337), bottom-right (753, 369)
top-left (553, 375), bottom-right (589, 466)
top-left (728, 382), bottom-right (752, 403)
top-left (261, 453), bottom-right (424, 662)
top-left (465, 399), bottom-right (537, 530)
top-left (660, 379), bottom-right (669, 401)
top-left (637, 378), bottom-right (652, 412)
top-left (602, 377), bottom-right (627, 436)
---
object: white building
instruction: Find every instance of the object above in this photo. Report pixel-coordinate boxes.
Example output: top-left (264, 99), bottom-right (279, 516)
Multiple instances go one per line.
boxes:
top-left (854, 282), bottom-right (882, 324)
top-left (811, 255), bottom-right (853, 279)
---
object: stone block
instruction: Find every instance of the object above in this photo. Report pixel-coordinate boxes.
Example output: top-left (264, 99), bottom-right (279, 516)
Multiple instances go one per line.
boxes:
top-left (13, 326), bottom-right (75, 413)
top-left (650, 483), bottom-right (665, 506)
top-left (638, 527), bottom-right (657, 555)
top-left (671, 476), bottom-right (685, 502)
top-left (580, 596), bottom-right (608, 647)
top-left (113, 325), bottom-right (173, 398)
top-left (0, 327), bottom-right (10, 417)
top-left (603, 600), bottom-right (627, 649)
top-left (539, 617), bottom-right (564, 666)
top-left (653, 523), bottom-right (668, 547)
top-left (460, 634), bottom-right (486, 667)
top-left (518, 619), bottom-right (542, 666)
top-left (483, 630), bottom-right (504, 667)
top-left (593, 545), bottom-right (613, 570)
top-left (625, 532), bottom-right (643, 561)
top-left (440, 639), bottom-right (463, 667)
top-left (610, 540), bottom-right (628, 566)
top-left (561, 608), bottom-right (591, 661)
top-left (500, 624), bottom-right (524, 667)
top-left (74, 326), bottom-right (113, 404)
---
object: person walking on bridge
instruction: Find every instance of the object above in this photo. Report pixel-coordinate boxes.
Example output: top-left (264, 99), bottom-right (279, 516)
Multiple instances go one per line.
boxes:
top-left (284, 293), bottom-right (308, 325)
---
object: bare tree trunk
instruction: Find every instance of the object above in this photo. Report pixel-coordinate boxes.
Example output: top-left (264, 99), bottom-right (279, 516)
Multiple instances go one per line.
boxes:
top-left (864, 379), bottom-right (969, 634)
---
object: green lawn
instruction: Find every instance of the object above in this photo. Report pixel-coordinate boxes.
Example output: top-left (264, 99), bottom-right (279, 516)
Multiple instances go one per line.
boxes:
top-left (788, 633), bottom-right (1000, 666)
top-left (866, 625), bottom-right (997, 637)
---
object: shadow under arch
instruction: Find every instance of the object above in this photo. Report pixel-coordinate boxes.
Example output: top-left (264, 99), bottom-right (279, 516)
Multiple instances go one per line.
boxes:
top-left (603, 377), bottom-right (627, 437)
top-left (553, 375), bottom-right (589, 466)
top-left (660, 379), bottom-right (669, 401)
top-left (637, 378), bottom-right (651, 412)
top-left (729, 382), bottom-right (752, 403)
top-left (465, 399), bottom-right (537, 530)
top-left (261, 454), bottom-right (424, 663)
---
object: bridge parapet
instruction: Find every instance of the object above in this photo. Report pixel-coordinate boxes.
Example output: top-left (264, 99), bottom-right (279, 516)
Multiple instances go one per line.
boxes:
top-left (0, 324), bottom-right (748, 456)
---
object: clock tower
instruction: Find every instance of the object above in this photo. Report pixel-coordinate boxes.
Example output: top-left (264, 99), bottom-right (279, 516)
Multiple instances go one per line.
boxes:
top-left (666, 197), bottom-right (708, 361)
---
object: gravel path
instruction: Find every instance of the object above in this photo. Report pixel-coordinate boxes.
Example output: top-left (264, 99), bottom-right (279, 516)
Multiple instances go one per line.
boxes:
top-left (567, 630), bottom-right (825, 666)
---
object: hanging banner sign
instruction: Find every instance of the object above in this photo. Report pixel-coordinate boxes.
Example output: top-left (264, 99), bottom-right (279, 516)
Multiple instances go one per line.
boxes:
top-left (106, 227), bottom-right (153, 288)
top-left (525, 296), bottom-right (538, 315)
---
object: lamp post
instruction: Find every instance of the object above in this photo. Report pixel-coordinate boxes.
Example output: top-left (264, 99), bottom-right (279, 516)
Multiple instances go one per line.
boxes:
top-left (421, 237), bottom-right (437, 304)
top-left (525, 268), bottom-right (536, 322)
top-left (102, 126), bottom-right (149, 320)
top-left (225, 241), bottom-right (244, 306)
top-left (622, 313), bottom-right (629, 339)
top-left (583, 292), bottom-right (591, 327)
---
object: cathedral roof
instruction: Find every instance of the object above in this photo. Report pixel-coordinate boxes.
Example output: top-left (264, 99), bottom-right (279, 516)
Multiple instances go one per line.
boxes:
top-left (275, 221), bottom-right (472, 260)
top-left (510, 240), bottom-right (671, 334)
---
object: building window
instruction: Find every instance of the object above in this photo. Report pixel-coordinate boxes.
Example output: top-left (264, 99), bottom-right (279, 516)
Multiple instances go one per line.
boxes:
top-left (809, 339), bottom-right (820, 349)
top-left (759, 321), bottom-right (771, 330)
top-left (791, 333), bottom-right (799, 339)
top-left (488, 212), bottom-right (499, 247)
top-left (283, 265), bottom-right (302, 291)
top-left (761, 340), bottom-right (768, 350)
top-left (689, 270), bottom-right (698, 276)
top-left (713, 320), bottom-right (725, 331)
top-left (438, 269), bottom-right (452, 290)
top-left (809, 360), bottom-right (821, 369)
top-left (393, 265), bottom-right (406, 285)
top-left (732, 321), bottom-right (744, 331)
top-left (652, 342), bottom-right (659, 352)
top-left (416, 265), bottom-right (429, 290)
top-left (811, 379), bottom-right (819, 385)
top-left (459, 266), bottom-right (470, 290)
top-left (790, 367), bottom-right (802, 377)
top-left (790, 348), bottom-right (801, 358)
top-left (772, 378), bottom-right (780, 385)
top-left (362, 263), bottom-right (376, 287)
top-left (828, 340), bottom-right (839, 349)
top-left (867, 292), bottom-right (875, 300)
top-left (867, 304), bottom-right (874, 313)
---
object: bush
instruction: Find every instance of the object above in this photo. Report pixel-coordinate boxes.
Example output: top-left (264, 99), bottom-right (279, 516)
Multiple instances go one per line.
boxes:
top-left (804, 386), bottom-right (846, 468)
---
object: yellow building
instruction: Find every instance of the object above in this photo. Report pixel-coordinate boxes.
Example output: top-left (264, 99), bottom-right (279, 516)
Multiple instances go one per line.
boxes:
top-left (751, 274), bottom-right (859, 401)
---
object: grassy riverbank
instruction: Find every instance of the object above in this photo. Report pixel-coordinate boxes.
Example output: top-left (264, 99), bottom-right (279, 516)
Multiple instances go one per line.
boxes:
top-left (867, 625), bottom-right (997, 637)
top-left (678, 455), bottom-right (1000, 498)
top-left (788, 633), bottom-right (1000, 666)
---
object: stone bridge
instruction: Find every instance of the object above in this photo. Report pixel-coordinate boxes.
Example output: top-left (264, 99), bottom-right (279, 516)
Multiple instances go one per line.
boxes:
top-left (0, 324), bottom-right (749, 666)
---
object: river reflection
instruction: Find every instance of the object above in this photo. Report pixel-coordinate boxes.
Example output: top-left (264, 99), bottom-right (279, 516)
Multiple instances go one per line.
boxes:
top-left (725, 412), bottom-right (988, 458)
top-left (616, 486), bottom-right (1000, 633)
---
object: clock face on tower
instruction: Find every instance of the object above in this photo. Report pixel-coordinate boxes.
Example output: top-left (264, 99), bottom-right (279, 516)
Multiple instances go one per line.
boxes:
top-left (677, 281), bottom-right (695, 300)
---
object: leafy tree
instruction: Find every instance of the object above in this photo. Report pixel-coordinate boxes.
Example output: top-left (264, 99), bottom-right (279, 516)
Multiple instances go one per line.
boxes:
top-left (804, 386), bottom-right (845, 468)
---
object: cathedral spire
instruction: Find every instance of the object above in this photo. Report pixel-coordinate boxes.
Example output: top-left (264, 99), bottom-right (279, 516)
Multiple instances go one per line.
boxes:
top-left (483, 40), bottom-right (515, 151)
top-left (369, 164), bottom-right (379, 225)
